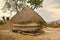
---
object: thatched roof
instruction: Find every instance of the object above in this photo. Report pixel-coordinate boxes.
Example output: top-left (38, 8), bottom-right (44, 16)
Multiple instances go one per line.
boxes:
top-left (11, 6), bottom-right (46, 24)
top-left (50, 22), bottom-right (59, 27)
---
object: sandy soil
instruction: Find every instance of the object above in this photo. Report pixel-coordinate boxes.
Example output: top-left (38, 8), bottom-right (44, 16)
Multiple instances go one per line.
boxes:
top-left (0, 27), bottom-right (60, 40)
top-left (36, 27), bottom-right (60, 40)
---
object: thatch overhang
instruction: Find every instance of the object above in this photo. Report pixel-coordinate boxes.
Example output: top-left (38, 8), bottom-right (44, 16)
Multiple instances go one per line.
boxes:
top-left (11, 6), bottom-right (46, 26)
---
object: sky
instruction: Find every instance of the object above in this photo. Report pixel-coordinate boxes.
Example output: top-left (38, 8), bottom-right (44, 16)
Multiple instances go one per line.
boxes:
top-left (35, 0), bottom-right (60, 22)
top-left (0, 0), bottom-right (60, 22)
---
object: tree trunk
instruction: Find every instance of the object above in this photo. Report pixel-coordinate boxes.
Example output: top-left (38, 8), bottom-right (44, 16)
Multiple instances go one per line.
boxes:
top-left (15, 0), bottom-right (19, 13)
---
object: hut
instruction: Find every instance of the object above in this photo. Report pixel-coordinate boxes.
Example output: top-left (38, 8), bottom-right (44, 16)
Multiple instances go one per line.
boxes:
top-left (11, 6), bottom-right (46, 34)
top-left (50, 22), bottom-right (59, 28)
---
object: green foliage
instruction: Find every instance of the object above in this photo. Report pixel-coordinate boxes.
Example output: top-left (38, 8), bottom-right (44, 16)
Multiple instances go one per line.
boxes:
top-left (27, 0), bottom-right (43, 9)
top-left (2, 0), bottom-right (26, 13)
top-left (5, 2), bottom-right (11, 8)
top-left (2, 0), bottom-right (43, 13)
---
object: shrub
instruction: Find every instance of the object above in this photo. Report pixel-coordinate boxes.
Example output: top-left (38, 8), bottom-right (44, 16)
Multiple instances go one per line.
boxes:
top-left (0, 20), bottom-right (4, 25)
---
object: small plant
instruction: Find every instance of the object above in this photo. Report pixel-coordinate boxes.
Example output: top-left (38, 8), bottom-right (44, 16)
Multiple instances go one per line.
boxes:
top-left (6, 17), bottom-right (9, 21)
top-left (0, 20), bottom-right (4, 25)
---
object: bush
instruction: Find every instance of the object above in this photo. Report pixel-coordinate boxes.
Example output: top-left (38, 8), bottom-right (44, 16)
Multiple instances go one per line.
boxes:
top-left (0, 20), bottom-right (4, 25)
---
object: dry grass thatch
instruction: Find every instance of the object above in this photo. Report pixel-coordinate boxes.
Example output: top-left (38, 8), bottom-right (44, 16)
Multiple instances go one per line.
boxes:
top-left (11, 6), bottom-right (46, 25)
top-left (50, 22), bottom-right (59, 28)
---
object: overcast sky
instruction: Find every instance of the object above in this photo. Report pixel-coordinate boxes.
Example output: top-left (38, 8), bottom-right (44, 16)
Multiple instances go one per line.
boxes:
top-left (0, 0), bottom-right (60, 22)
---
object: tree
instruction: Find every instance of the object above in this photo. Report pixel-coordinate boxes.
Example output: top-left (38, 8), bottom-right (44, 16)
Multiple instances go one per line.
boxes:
top-left (2, 0), bottom-right (27, 13)
top-left (27, 0), bottom-right (43, 9)
top-left (2, 0), bottom-right (43, 13)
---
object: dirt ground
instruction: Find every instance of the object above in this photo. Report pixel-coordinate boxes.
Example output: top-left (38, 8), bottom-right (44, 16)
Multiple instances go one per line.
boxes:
top-left (0, 27), bottom-right (60, 40)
